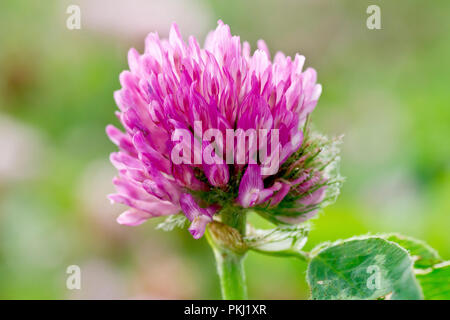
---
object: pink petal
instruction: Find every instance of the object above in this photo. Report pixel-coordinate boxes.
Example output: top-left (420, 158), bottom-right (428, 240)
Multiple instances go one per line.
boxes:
top-left (179, 193), bottom-right (205, 221)
top-left (179, 193), bottom-right (215, 239)
top-left (117, 209), bottom-right (151, 226)
top-left (108, 194), bottom-right (179, 216)
top-left (277, 210), bottom-right (319, 224)
top-left (202, 163), bottom-right (229, 187)
top-left (270, 181), bottom-right (291, 206)
top-left (298, 187), bottom-right (326, 207)
top-left (237, 164), bottom-right (264, 208)
top-left (106, 125), bottom-right (135, 155)
top-left (188, 215), bottom-right (212, 239)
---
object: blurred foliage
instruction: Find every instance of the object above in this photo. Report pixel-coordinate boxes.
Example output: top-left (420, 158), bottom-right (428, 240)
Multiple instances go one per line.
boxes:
top-left (0, 0), bottom-right (449, 299)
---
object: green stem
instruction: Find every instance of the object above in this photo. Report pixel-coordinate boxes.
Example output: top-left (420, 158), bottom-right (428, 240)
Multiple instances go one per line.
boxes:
top-left (206, 206), bottom-right (248, 300)
top-left (220, 206), bottom-right (246, 235)
top-left (251, 248), bottom-right (311, 262)
top-left (211, 246), bottom-right (247, 300)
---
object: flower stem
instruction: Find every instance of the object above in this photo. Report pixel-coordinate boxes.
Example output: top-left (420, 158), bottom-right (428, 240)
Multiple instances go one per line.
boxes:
top-left (220, 207), bottom-right (246, 235)
top-left (206, 206), bottom-right (248, 300)
top-left (211, 246), bottom-right (247, 300)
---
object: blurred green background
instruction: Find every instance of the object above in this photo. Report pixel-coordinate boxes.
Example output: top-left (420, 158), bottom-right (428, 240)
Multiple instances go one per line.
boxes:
top-left (0, 0), bottom-right (449, 299)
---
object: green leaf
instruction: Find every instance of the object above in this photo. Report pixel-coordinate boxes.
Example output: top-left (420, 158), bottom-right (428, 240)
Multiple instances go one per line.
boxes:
top-left (307, 236), bottom-right (423, 300)
top-left (244, 225), bottom-right (309, 259)
top-left (381, 234), bottom-right (449, 299)
top-left (382, 233), bottom-right (442, 269)
top-left (416, 262), bottom-right (450, 300)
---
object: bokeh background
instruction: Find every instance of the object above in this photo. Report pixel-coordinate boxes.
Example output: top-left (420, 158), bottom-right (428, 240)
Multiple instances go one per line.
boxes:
top-left (0, 0), bottom-right (449, 299)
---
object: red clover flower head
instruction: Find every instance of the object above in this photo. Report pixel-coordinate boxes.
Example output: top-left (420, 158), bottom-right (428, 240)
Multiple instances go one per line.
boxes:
top-left (107, 21), bottom-right (342, 239)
